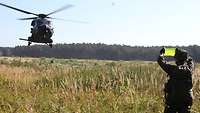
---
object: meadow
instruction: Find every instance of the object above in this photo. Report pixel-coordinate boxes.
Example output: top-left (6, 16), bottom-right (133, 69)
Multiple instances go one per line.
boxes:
top-left (0, 57), bottom-right (199, 113)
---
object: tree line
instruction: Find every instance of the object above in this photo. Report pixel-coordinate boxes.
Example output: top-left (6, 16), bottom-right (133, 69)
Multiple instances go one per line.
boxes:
top-left (0, 43), bottom-right (199, 62)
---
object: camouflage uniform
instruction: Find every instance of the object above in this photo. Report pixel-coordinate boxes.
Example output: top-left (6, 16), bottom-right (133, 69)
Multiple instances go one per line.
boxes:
top-left (157, 48), bottom-right (194, 113)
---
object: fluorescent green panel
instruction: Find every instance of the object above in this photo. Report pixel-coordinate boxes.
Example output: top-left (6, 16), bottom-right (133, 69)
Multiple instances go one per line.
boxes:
top-left (164, 48), bottom-right (176, 56)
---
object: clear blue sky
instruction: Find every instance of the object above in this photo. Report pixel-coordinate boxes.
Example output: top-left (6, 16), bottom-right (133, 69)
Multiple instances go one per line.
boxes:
top-left (0, 0), bottom-right (200, 47)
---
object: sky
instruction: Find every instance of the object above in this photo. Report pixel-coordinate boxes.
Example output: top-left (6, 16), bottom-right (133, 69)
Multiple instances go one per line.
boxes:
top-left (0, 0), bottom-right (200, 47)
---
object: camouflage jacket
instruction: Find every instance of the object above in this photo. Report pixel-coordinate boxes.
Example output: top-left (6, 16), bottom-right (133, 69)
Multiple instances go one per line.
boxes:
top-left (157, 55), bottom-right (194, 98)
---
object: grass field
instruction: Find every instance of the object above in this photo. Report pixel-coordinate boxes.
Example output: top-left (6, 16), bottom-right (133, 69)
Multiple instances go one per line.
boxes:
top-left (0, 57), bottom-right (199, 113)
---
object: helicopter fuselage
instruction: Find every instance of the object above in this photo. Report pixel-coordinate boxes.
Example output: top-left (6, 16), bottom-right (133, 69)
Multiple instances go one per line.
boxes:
top-left (0, 2), bottom-right (74, 47)
top-left (29, 18), bottom-right (54, 44)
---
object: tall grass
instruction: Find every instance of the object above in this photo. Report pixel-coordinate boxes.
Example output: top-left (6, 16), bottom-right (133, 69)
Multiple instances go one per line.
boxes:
top-left (0, 57), bottom-right (199, 113)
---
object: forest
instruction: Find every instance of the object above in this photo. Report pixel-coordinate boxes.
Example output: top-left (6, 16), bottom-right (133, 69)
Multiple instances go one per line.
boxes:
top-left (0, 43), bottom-right (200, 62)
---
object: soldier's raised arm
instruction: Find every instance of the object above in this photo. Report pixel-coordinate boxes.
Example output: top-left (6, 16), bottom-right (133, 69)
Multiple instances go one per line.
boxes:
top-left (157, 48), bottom-right (174, 75)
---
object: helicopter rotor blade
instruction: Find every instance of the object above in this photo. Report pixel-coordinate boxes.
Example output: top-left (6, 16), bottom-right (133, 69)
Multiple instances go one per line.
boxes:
top-left (18, 17), bottom-right (37, 20)
top-left (47, 4), bottom-right (74, 16)
top-left (0, 2), bottom-right (38, 16)
top-left (47, 17), bottom-right (89, 24)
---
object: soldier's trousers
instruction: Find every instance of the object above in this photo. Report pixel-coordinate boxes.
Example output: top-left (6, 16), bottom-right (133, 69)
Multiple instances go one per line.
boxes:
top-left (164, 105), bottom-right (191, 113)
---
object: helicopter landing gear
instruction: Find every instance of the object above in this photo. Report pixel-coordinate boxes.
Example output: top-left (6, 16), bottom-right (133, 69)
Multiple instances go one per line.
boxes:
top-left (49, 43), bottom-right (53, 48)
top-left (28, 41), bottom-right (32, 46)
top-left (46, 43), bottom-right (53, 48)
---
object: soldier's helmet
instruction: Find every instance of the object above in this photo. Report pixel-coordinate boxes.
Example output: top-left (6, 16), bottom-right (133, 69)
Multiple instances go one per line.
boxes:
top-left (174, 48), bottom-right (189, 62)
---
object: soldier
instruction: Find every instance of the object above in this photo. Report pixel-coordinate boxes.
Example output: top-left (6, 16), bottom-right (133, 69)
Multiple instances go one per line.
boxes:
top-left (157, 48), bottom-right (194, 113)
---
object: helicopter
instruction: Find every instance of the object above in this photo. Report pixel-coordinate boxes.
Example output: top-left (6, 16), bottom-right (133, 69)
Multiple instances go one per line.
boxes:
top-left (0, 2), bottom-right (75, 48)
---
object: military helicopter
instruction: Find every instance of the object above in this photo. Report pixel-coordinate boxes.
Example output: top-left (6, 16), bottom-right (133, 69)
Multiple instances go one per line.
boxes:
top-left (0, 2), bottom-right (75, 48)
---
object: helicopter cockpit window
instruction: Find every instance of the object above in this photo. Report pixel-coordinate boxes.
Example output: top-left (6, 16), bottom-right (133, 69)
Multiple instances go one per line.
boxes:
top-left (31, 20), bottom-right (36, 26)
top-left (36, 19), bottom-right (43, 26)
top-left (46, 21), bottom-right (51, 26)
top-left (47, 21), bottom-right (52, 27)
top-left (34, 19), bottom-right (51, 26)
